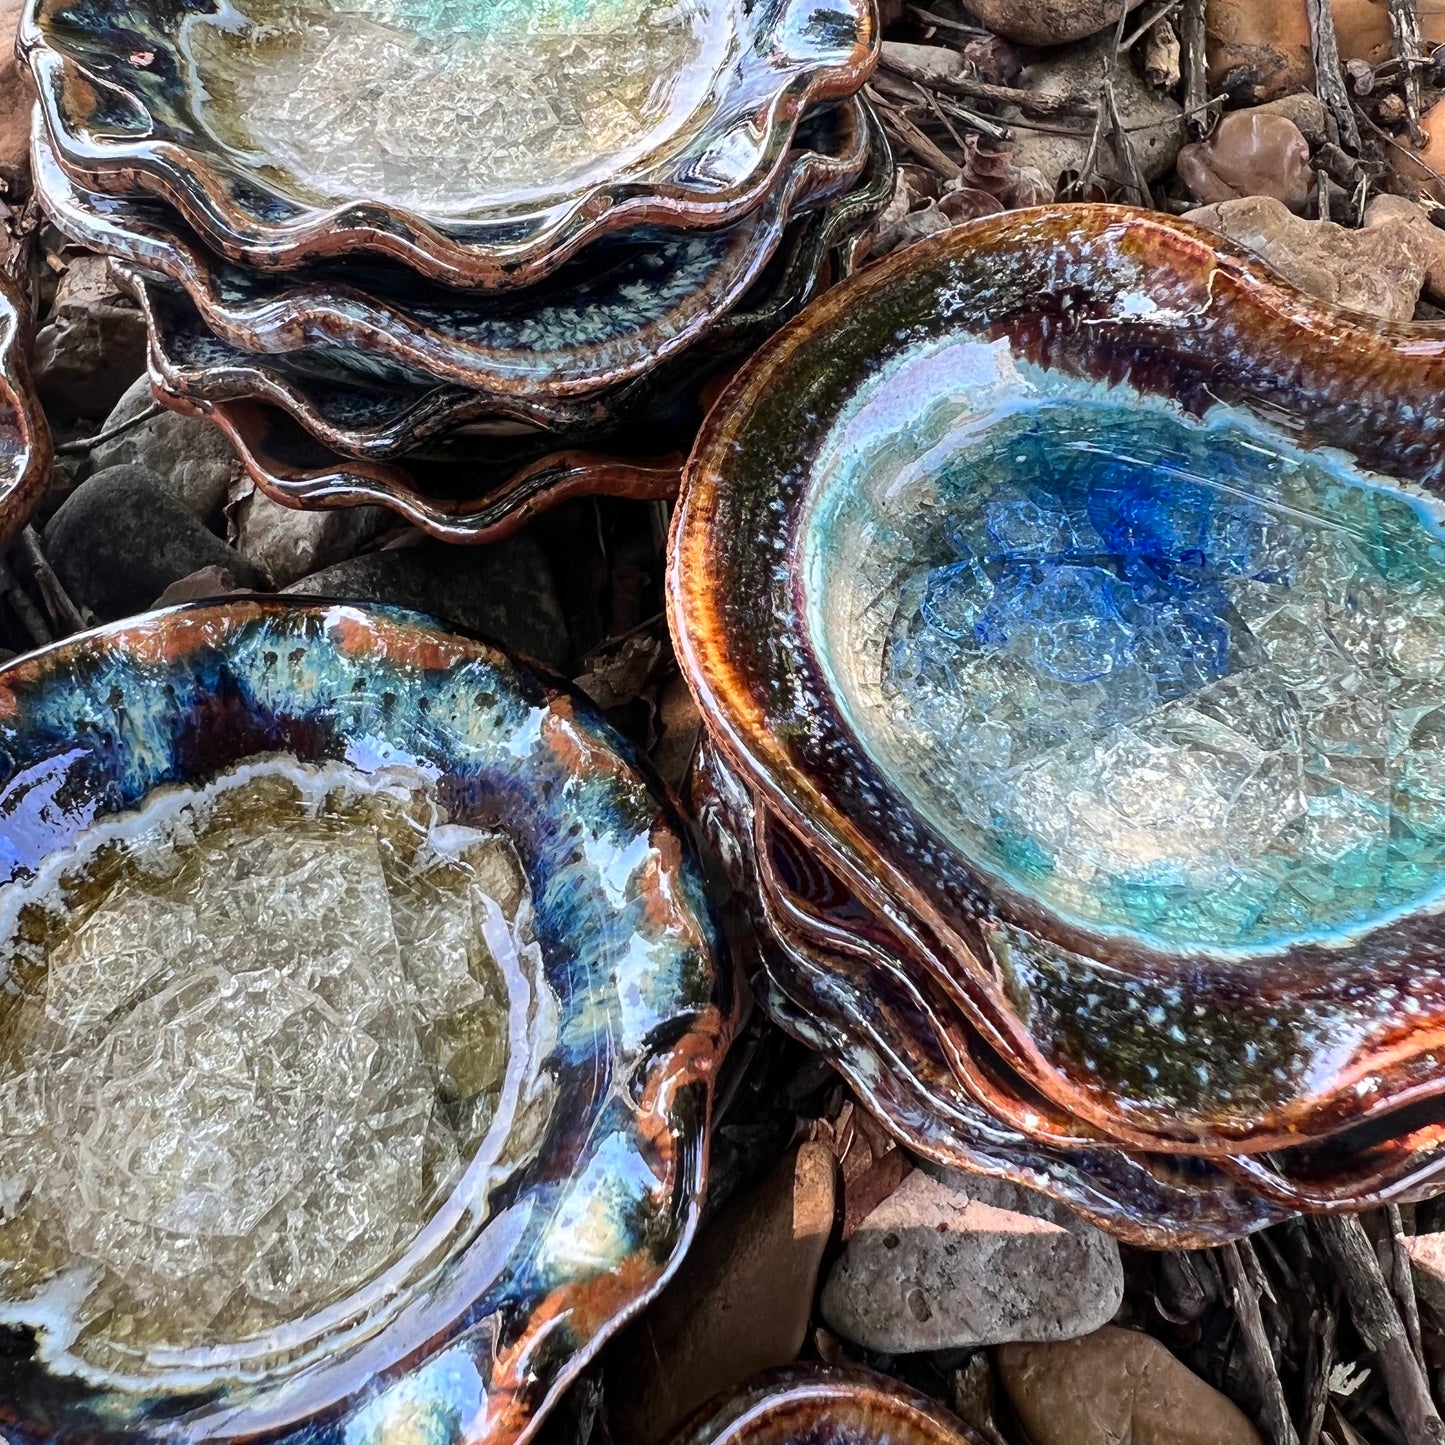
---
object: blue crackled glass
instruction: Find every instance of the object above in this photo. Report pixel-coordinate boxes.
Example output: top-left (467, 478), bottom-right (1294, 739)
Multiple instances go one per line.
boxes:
top-left (812, 388), bottom-right (1445, 953)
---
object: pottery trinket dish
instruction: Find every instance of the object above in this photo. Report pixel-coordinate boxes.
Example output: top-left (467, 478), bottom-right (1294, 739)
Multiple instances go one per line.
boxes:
top-left (0, 599), bottom-right (729, 1445)
top-left (670, 203), bottom-right (1445, 1238)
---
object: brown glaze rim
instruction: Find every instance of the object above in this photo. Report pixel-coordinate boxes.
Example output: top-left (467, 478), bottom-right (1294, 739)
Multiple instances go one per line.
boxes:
top-left (21, 0), bottom-right (877, 288)
top-left (192, 393), bottom-right (685, 545)
top-left (668, 203), bottom-right (1445, 1155)
top-left (38, 101), bottom-right (879, 400)
top-left (0, 274), bottom-right (53, 555)
top-left (668, 1366), bottom-right (988, 1445)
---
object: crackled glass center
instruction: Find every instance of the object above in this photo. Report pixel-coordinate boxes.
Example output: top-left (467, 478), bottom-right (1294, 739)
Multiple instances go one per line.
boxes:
top-left (0, 761), bottom-right (537, 1384)
top-left (185, 0), bottom-right (732, 214)
top-left (809, 375), bottom-right (1445, 952)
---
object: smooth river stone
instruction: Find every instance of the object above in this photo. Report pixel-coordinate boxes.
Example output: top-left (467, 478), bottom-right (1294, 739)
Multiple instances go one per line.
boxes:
top-left (825, 396), bottom-right (1445, 951)
top-left (0, 762), bottom-right (523, 1377)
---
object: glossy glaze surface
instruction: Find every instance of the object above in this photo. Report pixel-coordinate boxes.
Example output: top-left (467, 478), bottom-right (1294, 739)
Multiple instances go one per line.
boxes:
top-left (0, 274), bottom-right (52, 554)
top-left (668, 1366), bottom-right (987, 1445)
top-left (35, 102), bottom-right (878, 395)
top-left (691, 740), bottom-right (1297, 1246)
top-left (174, 394), bottom-right (689, 545)
top-left (669, 205), bottom-right (1445, 1154)
top-left (22, 0), bottom-right (875, 285)
top-left (0, 600), bottom-right (729, 1445)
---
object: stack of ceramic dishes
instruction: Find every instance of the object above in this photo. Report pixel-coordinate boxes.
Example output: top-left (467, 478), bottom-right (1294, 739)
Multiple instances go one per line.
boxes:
top-left (20, 0), bottom-right (883, 541)
top-left (670, 204), bottom-right (1445, 1248)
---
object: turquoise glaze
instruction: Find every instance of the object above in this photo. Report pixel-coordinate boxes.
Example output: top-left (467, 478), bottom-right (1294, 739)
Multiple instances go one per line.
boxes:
top-left (807, 378), bottom-right (1445, 953)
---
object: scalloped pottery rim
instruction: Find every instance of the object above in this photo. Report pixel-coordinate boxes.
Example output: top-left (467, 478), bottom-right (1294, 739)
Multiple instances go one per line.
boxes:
top-left (0, 600), bottom-right (729, 1445)
top-left (668, 1367), bottom-right (988, 1445)
top-left (21, 0), bottom-right (876, 286)
top-left (36, 100), bottom-right (882, 399)
top-left (669, 204), bottom-right (1445, 1157)
top-left (0, 275), bottom-right (53, 555)
top-left (183, 397), bottom-right (688, 545)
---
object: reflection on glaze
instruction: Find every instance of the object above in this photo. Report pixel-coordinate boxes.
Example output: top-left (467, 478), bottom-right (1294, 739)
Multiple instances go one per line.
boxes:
top-left (0, 602), bottom-right (725, 1445)
top-left (185, 0), bottom-right (732, 211)
top-left (811, 381), bottom-right (1445, 951)
top-left (0, 761), bottom-right (541, 1389)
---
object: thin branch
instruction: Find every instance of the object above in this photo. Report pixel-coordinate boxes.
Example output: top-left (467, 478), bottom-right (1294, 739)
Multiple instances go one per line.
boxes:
top-left (879, 52), bottom-right (1099, 119)
top-left (55, 401), bottom-right (163, 455)
top-left (1118, 0), bottom-right (1180, 53)
top-left (1222, 1241), bottom-right (1302, 1445)
top-left (1314, 1215), bottom-right (1444, 1445)
top-left (1389, 0), bottom-right (1425, 146)
top-left (16, 527), bottom-right (87, 636)
top-left (1306, 0), bottom-right (1364, 151)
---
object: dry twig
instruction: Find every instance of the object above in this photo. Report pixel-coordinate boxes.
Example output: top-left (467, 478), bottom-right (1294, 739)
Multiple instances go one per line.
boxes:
top-left (1306, 0), bottom-right (1364, 151)
top-left (1389, 0), bottom-right (1425, 146)
top-left (1223, 1240), bottom-right (1302, 1445)
top-left (1314, 1215), bottom-right (1443, 1445)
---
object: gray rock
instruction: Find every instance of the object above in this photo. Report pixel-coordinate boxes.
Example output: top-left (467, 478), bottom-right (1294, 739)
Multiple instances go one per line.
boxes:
top-left (236, 491), bottom-right (388, 589)
top-left (33, 259), bottom-right (148, 419)
top-left (45, 465), bottom-right (265, 623)
top-left (283, 533), bottom-right (570, 669)
top-left (1005, 34), bottom-right (1187, 188)
top-left (820, 1169), bottom-right (1123, 1353)
top-left (89, 377), bottom-right (238, 527)
top-left (962, 0), bottom-right (1140, 46)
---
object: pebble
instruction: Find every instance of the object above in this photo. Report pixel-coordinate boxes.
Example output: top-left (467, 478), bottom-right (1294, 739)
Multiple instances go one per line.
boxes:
top-left (0, 0), bottom-right (30, 189)
top-left (605, 1144), bottom-right (838, 1445)
top-left (1183, 193), bottom-right (1438, 321)
top-left (1364, 193), bottom-right (1445, 301)
top-left (996, 1326), bottom-right (1263, 1445)
top-left (89, 377), bottom-right (238, 528)
top-left (959, 0), bottom-right (1141, 47)
top-left (819, 1169), bottom-right (1122, 1354)
top-left (45, 465), bottom-right (264, 622)
top-left (1003, 34), bottom-right (1186, 190)
top-left (32, 258), bottom-right (147, 419)
top-left (235, 491), bottom-right (388, 590)
top-left (1404, 1232), bottom-right (1445, 1320)
top-left (1206, 0), bottom-right (1445, 104)
top-left (1177, 111), bottom-right (1313, 210)
top-left (283, 532), bottom-right (570, 669)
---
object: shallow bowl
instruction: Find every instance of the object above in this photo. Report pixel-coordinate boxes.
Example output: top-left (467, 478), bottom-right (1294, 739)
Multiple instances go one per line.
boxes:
top-left (22, 0), bottom-right (875, 286)
top-left (667, 1367), bottom-right (987, 1445)
top-left (669, 204), bottom-right (1445, 1156)
top-left (0, 599), bottom-right (729, 1445)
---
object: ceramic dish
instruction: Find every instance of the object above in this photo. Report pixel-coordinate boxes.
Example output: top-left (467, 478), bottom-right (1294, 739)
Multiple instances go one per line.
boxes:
top-left (0, 274), bottom-right (52, 553)
top-left (181, 398), bottom-right (688, 544)
top-left (691, 740), bottom-right (1295, 1247)
top-left (109, 182), bottom-right (872, 461)
top-left (22, 0), bottom-right (875, 287)
top-left (667, 1367), bottom-right (987, 1445)
top-left (35, 102), bottom-right (880, 396)
top-left (144, 174), bottom-right (888, 541)
top-left (0, 598), bottom-right (730, 1445)
top-left (669, 204), bottom-right (1445, 1160)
